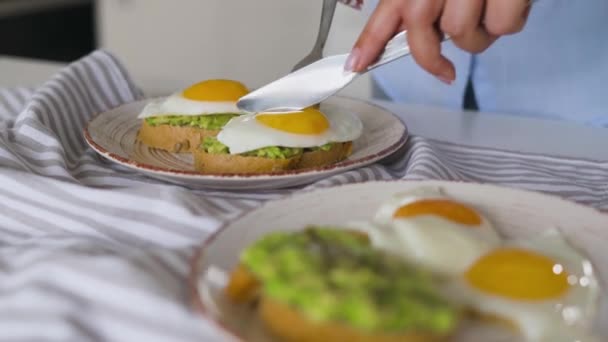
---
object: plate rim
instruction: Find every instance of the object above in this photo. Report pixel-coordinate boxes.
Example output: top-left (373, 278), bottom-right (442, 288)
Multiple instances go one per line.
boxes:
top-left (83, 96), bottom-right (409, 180)
top-left (187, 179), bottom-right (608, 341)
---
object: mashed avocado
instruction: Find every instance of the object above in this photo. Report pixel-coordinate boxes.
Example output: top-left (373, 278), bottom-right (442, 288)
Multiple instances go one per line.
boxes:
top-left (145, 113), bottom-right (239, 130)
top-left (201, 137), bottom-right (333, 159)
top-left (314, 143), bottom-right (333, 152)
top-left (241, 227), bottom-right (457, 334)
top-left (201, 137), bottom-right (303, 159)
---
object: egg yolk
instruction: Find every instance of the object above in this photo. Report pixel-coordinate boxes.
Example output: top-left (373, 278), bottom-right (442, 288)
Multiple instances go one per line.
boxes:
top-left (393, 199), bottom-right (482, 226)
top-left (182, 79), bottom-right (249, 102)
top-left (256, 108), bottom-right (330, 135)
top-left (465, 248), bottom-right (570, 300)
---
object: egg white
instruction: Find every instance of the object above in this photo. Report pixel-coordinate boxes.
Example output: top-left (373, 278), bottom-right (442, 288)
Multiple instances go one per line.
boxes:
top-left (137, 92), bottom-right (243, 119)
top-left (366, 187), bottom-right (501, 277)
top-left (444, 229), bottom-right (600, 341)
top-left (216, 110), bottom-right (363, 154)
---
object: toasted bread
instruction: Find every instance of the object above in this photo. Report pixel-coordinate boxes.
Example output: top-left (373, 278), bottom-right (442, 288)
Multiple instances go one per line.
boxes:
top-left (259, 297), bottom-right (449, 342)
top-left (137, 120), bottom-right (219, 153)
top-left (192, 141), bottom-right (353, 174)
top-left (298, 142), bottom-right (353, 169)
top-left (192, 149), bottom-right (301, 174)
top-left (225, 264), bottom-right (450, 342)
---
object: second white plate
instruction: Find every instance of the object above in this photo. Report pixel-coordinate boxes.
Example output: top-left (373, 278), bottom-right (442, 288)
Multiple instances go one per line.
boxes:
top-left (190, 180), bottom-right (608, 341)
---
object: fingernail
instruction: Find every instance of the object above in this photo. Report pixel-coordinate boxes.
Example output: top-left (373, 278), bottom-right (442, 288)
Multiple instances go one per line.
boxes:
top-left (345, 48), bottom-right (361, 72)
top-left (436, 67), bottom-right (455, 84)
top-left (437, 75), bottom-right (453, 85)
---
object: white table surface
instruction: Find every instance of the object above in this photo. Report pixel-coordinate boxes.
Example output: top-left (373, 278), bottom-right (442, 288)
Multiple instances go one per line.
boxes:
top-left (2, 55), bottom-right (607, 161)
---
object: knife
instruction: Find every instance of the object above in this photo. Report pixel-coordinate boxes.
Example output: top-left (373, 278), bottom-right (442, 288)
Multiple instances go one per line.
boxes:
top-left (237, 31), bottom-right (450, 114)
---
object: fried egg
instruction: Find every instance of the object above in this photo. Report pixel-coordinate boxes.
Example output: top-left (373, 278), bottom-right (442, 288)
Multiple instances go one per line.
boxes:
top-left (445, 229), bottom-right (600, 341)
top-left (363, 187), bottom-right (501, 277)
top-left (216, 107), bottom-right (362, 154)
top-left (137, 79), bottom-right (249, 118)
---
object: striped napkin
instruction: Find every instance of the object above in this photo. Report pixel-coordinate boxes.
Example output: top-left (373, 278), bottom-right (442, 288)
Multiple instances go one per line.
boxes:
top-left (0, 50), bottom-right (606, 341)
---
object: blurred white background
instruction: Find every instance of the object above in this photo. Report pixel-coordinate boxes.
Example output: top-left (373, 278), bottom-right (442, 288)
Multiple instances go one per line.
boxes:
top-left (96, 0), bottom-right (372, 98)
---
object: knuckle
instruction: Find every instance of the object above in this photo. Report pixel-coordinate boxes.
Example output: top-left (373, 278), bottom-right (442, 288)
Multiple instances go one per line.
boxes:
top-left (440, 18), bottom-right (467, 38)
top-left (485, 19), bottom-right (524, 36)
top-left (470, 44), bottom-right (491, 54)
top-left (451, 39), bottom-right (478, 54)
top-left (466, 42), bottom-right (491, 54)
top-left (450, 32), bottom-right (494, 54)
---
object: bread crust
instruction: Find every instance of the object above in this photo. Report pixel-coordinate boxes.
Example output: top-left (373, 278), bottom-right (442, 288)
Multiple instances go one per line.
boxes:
top-left (192, 149), bottom-right (301, 174)
top-left (297, 142), bottom-right (353, 169)
top-left (137, 120), bottom-right (219, 153)
top-left (192, 141), bottom-right (353, 174)
top-left (225, 264), bottom-right (450, 342)
top-left (259, 297), bottom-right (449, 342)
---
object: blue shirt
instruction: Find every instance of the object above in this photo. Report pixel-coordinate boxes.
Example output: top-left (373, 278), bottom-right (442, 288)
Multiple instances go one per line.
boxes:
top-left (364, 1), bottom-right (608, 127)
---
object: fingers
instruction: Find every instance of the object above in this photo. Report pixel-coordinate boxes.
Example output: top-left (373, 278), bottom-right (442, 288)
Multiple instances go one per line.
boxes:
top-left (405, 0), bottom-right (456, 83)
top-left (484, 0), bottom-right (530, 36)
top-left (440, 0), bottom-right (496, 53)
top-left (347, 0), bottom-right (532, 82)
top-left (346, 0), bottom-right (402, 72)
top-left (347, 0), bottom-right (456, 82)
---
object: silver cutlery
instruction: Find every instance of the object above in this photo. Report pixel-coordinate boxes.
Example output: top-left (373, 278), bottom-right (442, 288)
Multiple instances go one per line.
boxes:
top-left (238, 31), bottom-right (450, 113)
top-left (290, 0), bottom-right (339, 72)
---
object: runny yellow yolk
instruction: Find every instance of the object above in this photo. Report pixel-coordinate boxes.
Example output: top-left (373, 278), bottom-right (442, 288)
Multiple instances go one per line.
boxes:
top-left (255, 107), bottom-right (330, 135)
top-left (393, 199), bottom-right (482, 226)
top-left (182, 79), bottom-right (249, 102)
top-left (465, 248), bottom-right (570, 300)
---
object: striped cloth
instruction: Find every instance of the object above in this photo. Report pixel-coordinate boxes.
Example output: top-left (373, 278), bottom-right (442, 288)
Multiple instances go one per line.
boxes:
top-left (0, 50), bottom-right (606, 342)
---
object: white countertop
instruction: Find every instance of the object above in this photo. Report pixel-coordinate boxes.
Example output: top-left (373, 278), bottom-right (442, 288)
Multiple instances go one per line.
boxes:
top-left (378, 101), bottom-right (608, 161)
top-left (0, 55), bottom-right (64, 86)
top-left (2, 55), bottom-right (607, 161)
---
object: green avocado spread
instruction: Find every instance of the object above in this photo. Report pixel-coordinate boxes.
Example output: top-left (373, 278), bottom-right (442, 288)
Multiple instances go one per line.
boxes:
top-left (240, 227), bottom-right (457, 334)
top-left (201, 137), bottom-right (333, 159)
top-left (145, 113), bottom-right (239, 130)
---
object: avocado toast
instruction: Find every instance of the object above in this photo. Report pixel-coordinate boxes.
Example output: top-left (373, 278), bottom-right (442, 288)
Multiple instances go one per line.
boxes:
top-left (193, 137), bottom-right (353, 174)
top-left (138, 114), bottom-right (239, 153)
top-left (225, 227), bottom-right (460, 342)
top-left (136, 79), bottom-right (249, 153)
top-left (192, 106), bottom-right (361, 174)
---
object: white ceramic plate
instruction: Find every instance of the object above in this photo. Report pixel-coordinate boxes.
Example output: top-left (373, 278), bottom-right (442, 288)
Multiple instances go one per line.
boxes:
top-left (84, 96), bottom-right (407, 190)
top-left (189, 180), bottom-right (608, 342)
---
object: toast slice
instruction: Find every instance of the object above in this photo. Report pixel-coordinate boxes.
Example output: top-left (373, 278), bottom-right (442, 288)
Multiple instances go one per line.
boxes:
top-left (192, 139), bottom-right (354, 174)
top-left (259, 297), bottom-right (450, 342)
top-left (226, 264), bottom-right (451, 342)
top-left (192, 149), bottom-right (302, 174)
top-left (137, 120), bottom-right (219, 153)
top-left (297, 141), bottom-right (353, 169)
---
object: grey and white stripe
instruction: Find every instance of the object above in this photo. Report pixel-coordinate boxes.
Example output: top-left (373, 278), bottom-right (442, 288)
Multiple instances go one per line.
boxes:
top-left (0, 50), bottom-right (606, 341)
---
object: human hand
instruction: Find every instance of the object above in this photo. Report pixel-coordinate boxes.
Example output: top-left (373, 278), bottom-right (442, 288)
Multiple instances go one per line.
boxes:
top-left (345, 0), bottom-right (533, 84)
